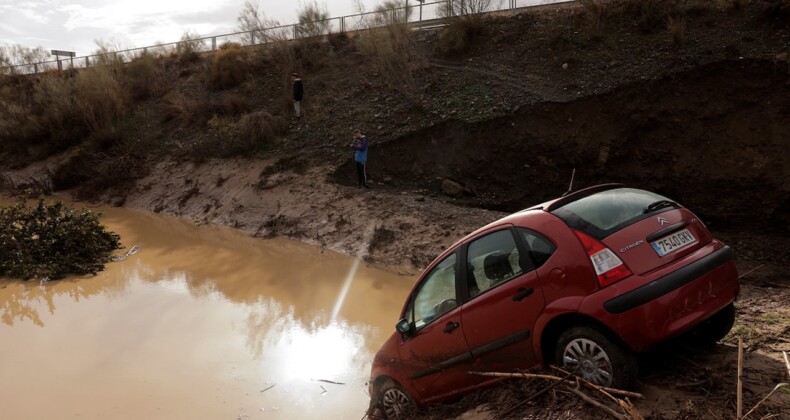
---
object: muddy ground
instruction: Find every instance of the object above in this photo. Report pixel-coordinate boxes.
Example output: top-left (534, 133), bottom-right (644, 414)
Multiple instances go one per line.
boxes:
top-left (2, 1), bottom-right (790, 418)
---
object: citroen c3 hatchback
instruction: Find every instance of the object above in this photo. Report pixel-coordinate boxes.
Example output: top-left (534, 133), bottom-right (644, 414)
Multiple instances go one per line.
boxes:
top-left (369, 184), bottom-right (739, 418)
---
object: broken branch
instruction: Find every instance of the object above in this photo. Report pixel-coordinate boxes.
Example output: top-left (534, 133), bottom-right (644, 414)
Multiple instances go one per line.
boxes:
top-left (551, 366), bottom-right (645, 400)
top-left (783, 351), bottom-right (789, 379)
top-left (566, 384), bottom-right (628, 420)
top-left (742, 383), bottom-right (790, 419)
top-left (737, 337), bottom-right (744, 420)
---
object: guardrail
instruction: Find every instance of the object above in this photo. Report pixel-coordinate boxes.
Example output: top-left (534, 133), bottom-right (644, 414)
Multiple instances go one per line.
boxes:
top-left (2, 0), bottom-right (572, 75)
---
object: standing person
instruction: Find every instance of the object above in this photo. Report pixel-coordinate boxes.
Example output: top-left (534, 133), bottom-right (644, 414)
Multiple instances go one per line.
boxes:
top-left (350, 129), bottom-right (369, 188)
top-left (292, 72), bottom-right (303, 119)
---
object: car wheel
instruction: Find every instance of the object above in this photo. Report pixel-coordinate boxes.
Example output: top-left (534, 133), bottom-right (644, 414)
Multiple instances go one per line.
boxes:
top-left (555, 326), bottom-right (637, 389)
top-left (378, 378), bottom-right (414, 419)
top-left (689, 303), bottom-right (736, 347)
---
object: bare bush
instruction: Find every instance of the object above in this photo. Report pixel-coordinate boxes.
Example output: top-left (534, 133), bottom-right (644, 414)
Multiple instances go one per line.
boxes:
top-left (438, 0), bottom-right (491, 53)
top-left (374, 1), bottom-right (412, 27)
top-left (0, 44), bottom-right (50, 74)
top-left (296, 1), bottom-right (331, 38)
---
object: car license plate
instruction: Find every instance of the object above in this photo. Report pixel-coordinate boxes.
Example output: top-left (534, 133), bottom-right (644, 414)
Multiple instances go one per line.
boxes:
top-left (651, 228), bottom-right (697, 257)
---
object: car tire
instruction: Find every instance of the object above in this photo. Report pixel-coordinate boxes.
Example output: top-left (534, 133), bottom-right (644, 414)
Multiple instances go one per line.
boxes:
top-left (689, 303), bottom-right (736, 347)
top-left (377, 378), bottom-right (415, 419)
top-left (555, 326), bottom-right (638, 389)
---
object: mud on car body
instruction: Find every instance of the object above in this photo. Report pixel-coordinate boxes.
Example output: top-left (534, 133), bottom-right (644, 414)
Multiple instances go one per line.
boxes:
top-left (369, 184), bottom-right (739, 418)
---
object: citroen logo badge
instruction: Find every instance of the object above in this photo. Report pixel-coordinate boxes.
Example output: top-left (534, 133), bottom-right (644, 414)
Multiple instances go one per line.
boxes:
top-left (657, 217), bottom-right (669, 226)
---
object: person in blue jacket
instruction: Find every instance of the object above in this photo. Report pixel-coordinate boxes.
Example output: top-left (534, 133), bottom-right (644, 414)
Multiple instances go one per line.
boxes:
top-left (350, 129), bottom-right (369, 188)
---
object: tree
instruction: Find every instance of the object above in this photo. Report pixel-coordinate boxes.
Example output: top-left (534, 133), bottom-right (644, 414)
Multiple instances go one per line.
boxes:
top-left (237, 0), bottom-right (281, 45)
top-left (296, 1), bottom-right (330, 38)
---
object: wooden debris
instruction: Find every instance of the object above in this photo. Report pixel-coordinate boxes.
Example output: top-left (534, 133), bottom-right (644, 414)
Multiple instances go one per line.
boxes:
top-left (737, 337), bottom-right (744, 420)
top-left (469, 370), bottom-right (644, 399)
top-left (316, 379), bottom-right (346, 385)
top-left (470, 369), bottom-right (644, 419)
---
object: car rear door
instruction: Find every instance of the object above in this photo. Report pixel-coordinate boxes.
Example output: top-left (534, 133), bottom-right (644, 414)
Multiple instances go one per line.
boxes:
top-left (458, 227), bottom-right (549, 371)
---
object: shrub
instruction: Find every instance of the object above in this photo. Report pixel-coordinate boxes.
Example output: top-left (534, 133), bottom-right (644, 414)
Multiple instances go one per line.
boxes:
top-left (238, 110), bottom-right (287, 145)
top-left (125, 53), bottom-right (161, 100)
top-left (208, 43), bottom-right (250, 90)
top-left (0, 198), bottom-right (122, 280)
top-left (176, 31), bottom-right (206, 62)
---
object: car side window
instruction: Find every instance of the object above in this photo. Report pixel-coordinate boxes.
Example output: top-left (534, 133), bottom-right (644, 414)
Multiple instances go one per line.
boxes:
top-left (518, 228), bottom-right (556, 268)
top-left (411, 253), bottom-right (458, 331)
top-left (466, 230), bottom-right (523, 298)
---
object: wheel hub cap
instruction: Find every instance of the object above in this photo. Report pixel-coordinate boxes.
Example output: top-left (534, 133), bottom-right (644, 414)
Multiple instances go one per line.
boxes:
top-left (382, 388), bottom-right (412, 418)
top-left (562, 338), bottom-right (614, 386)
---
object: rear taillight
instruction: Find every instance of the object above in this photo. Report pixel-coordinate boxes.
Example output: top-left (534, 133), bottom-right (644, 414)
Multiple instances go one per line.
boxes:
top-left (573, 230), bottom-right (632, 287)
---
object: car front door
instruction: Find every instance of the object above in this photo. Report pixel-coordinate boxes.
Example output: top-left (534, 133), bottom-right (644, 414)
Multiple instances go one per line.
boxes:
top-left (396, 252), bottom-right (478, 401)
top-left (459, 227), bottom-right (552, 370)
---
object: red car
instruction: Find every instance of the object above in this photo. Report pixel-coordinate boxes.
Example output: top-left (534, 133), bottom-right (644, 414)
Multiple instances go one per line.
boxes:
top-left (369, 184), bottom-right (739, 417)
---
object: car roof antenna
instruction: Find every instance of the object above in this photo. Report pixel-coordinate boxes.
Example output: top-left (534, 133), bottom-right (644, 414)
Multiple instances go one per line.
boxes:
top-left (563, 168), bottom-right (576, 197)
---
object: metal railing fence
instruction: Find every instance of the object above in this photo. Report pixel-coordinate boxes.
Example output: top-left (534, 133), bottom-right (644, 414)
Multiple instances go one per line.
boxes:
top-left (1, 0), bottom-right (572, 75)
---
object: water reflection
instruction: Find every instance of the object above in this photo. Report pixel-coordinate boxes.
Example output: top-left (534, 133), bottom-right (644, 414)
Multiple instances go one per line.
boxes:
top-left (0, 202), bottom-right (415, 419)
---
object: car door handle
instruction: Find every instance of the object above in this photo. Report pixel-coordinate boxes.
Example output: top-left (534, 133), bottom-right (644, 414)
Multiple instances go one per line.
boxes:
top-left (513, 288), bottom-right (534, 302)
top-left (443, 322), bottom-right (460, 334)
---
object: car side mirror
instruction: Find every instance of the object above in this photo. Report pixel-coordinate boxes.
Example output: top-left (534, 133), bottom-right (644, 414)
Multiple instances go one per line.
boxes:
top-left (396, 319), bottom-right (412, 338)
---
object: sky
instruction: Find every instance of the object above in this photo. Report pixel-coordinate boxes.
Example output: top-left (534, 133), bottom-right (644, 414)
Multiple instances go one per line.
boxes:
top-left (0, 0), bottom-right (389, 56)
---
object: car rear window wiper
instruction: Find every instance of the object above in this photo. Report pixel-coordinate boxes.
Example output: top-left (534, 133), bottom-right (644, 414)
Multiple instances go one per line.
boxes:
top-left (643, 200), bottom-right (677, 214)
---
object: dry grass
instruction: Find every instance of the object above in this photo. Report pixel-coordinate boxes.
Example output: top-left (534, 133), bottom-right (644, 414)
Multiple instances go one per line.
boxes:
top-left (163, 92), bottom-right (211, 126)
top-left (666, 15), bottom-right (687, 46)
top-left (125, 53), bottom-right (161, 100)
top-left (73, 67), bottom-right (127, 131)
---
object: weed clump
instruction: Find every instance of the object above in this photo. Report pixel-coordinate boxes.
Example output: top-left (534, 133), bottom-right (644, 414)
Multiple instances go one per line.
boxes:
top-left (0, 198), bottom-right (122, 280)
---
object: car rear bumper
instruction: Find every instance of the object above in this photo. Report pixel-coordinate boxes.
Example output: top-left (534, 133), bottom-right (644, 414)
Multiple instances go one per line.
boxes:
top-left (581, 244), bottom-right (739, 352)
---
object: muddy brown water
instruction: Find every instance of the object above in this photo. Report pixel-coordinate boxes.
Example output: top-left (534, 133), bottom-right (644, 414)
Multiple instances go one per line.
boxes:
top-left (0, 200), bottom-right (416, 419)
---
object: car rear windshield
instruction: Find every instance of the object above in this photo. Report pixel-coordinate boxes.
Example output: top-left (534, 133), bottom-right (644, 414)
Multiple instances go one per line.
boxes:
top-left (551, 188), bottom-right (673, 239)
